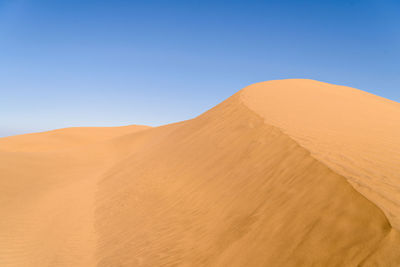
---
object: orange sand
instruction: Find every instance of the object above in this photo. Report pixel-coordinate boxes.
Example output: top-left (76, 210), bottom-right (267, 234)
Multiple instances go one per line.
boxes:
top-left (0, 80), bottom-right (399, 266)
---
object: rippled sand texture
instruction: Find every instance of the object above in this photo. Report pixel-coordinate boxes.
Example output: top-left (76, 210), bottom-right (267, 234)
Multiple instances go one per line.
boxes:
top-left (1, 80), bottom-right (399, 266)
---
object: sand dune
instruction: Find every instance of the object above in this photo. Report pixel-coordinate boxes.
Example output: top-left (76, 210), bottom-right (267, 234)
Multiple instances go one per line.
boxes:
top-left (1, 80), bottom-right (399, 266)
top-left (0, 126), bottom-right (149, 266)
top-left (241, 79), bottom-right (400, 229)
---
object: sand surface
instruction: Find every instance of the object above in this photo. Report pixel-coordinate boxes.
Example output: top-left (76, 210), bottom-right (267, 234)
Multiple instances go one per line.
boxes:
top-left (1, 80), bottom-right (399, 266)
top-left (241, 79), bottom-right (400, 229)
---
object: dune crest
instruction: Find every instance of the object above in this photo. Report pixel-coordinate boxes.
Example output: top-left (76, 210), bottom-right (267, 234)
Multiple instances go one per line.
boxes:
top-left (1, 80), bottom-right (400, 266)
top-left (241, 79), bottom-right (400, 229)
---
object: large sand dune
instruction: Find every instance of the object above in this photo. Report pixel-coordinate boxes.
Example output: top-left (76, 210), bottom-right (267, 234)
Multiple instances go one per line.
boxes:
top-left (1, 79), bottom-right (399, 266)
top-left (241, 79), bottom-right (400, 229)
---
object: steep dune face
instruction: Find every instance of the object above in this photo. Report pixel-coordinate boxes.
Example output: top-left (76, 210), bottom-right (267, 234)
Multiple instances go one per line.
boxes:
top-left (241, 79), bottom-right (400, 229)
top-left (1, 80), bottom-right (400, 266)
top-left (96, 94), bottom-right (400, 266)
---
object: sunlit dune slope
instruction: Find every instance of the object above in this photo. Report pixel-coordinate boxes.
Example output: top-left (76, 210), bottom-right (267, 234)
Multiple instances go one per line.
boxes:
top-left (1, 80), bottom-right (399, 266)
top-left (241, 79), bottom-right (400, 229)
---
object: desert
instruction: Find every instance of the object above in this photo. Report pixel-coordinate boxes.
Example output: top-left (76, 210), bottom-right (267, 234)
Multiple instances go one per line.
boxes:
top-left (1, 79), bottom-right (399, 266)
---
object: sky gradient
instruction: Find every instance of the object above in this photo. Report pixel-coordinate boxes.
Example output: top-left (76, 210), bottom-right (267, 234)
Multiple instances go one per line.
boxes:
top-left (1, 0), bottom-right (399, 137)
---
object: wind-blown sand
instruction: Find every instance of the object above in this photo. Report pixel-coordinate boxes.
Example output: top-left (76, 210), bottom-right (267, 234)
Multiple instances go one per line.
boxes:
top-left (0, 79), bottom-right (399, 266)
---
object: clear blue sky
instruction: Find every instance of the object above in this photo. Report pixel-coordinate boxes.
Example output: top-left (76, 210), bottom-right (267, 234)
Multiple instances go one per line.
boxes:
top-left (1, 0), bottom-right (399, 137)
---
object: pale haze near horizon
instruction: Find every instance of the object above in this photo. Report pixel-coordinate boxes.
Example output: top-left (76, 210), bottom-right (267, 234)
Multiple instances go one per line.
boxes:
top-left (1, 0), bottom-right (399, 137)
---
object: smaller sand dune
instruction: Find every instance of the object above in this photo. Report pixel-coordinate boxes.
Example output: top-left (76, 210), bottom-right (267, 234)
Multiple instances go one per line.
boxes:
top-left (0, 125), bottom-right (150, 267)
top-left (0, 125), bottom-right (150, 153)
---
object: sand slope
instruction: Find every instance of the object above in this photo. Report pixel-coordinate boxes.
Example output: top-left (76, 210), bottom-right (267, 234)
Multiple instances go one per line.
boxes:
top-left (1, 80), bottom-right (400, 266)
top-left (0, 126), bottom-right (150, 266)
top-left (241, 79), bottom-right (400, 229)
